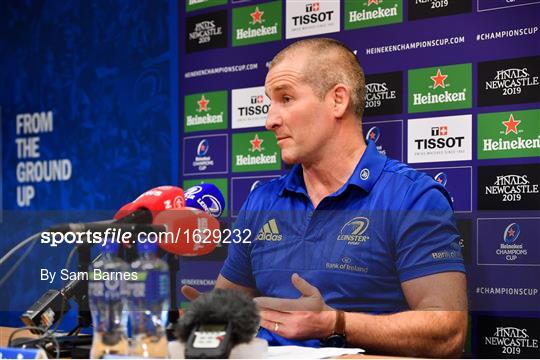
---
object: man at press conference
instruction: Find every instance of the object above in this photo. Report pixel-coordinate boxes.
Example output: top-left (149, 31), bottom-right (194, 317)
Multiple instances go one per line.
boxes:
top-left (182, 38), bottom-right (468, 358)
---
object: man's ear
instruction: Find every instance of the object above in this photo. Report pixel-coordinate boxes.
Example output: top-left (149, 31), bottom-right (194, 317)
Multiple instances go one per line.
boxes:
top-left (331, 84), bottom-right (351, 118)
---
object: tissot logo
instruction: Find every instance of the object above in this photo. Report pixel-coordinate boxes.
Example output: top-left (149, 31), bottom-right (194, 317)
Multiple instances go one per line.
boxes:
top-left (408, 0), bottom-right (472, 21)
top-left (408, 115), bottom-right (472, 163)
top-left (478, 164), bottom-right (540, 210)
top-left (478, 109), bottom-right (540, 160)
top-left (408, 64), bottom-right (471, 113)
top-left (232, 1), bottom-right (282, 47)
top-left (478, 316), bottom-right (540, 358)
top-left (364, 72), bottom-right (402, 116)
top-left (232, 86), bottom-right (271, 129)
top-left (478, 56), bottom-right (540, 106)
top-left (186, 10), bottom-right (227, 53)
top-left (286, 1), bottom-right (340, 39)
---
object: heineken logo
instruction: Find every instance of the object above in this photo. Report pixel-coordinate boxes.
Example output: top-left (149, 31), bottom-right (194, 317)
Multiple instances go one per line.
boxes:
top-left (232, 131), bottom-right (281, 172)
top-left (249, 134), bottom-right (264, 152)
top-left (431, 69), bottom-right (448, 89)
top-left (479, 57), bottom-right (540, 106)
top-left (184, 91), bottom-right (228, 132)
top-left (250, 7), bottom-right (264, 25)
top-left (408, 64), bottom-right (471, 113)
top-left (233, 1), bottom-right (282, 46)
top-left (345, 0), bottom-right (402, 30)
top-left (349, 4), bottom-right (398, 22)
top-left (478, 109), bottom-right (540, 159)
top-left (501, 114), bottom-right (522, 135)
top-left (197, 95), bottom-right (210, 112)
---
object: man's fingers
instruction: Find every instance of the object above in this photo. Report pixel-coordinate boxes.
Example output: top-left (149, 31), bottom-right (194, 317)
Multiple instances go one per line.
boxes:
top-left (254, 296), bottom-right (302, 311)
top-left (259, 318), bottom-right (282, 335)
top-left (291, 273), bottom-right (320, 297)
top-left (181, 285), bottom-right (201, 301)
top-left (259, 308), bottom-right (289, 323)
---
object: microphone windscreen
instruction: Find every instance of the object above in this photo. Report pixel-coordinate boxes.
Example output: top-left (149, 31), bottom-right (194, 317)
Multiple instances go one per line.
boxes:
top-left (154, 208), bottom-right (219, 256)
top-left (176, 289), bottom-right (260, 345)
top-left (184, 184), bottom-right (225, 218)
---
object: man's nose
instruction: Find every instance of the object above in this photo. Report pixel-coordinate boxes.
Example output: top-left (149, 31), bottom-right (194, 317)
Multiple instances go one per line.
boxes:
top-left (265, 103), bottom-right (281, 130)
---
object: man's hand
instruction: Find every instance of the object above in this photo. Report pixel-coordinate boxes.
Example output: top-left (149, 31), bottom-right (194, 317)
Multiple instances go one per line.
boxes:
top-left (254, 273), bottom-right (336, 340)
top-left (181, 285), bottom-right (201, 301)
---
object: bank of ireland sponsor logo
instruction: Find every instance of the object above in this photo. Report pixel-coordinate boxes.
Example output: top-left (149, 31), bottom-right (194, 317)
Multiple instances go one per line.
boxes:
top-left (232, 131), bottom-right (281, 172)
top-left (478, 56), bottom-right (540, 106)
top-left (286, 1), bottom-right (340, 39)
top-left (232, 1), bottom-right (282, 47)
top-left (417, 166), bottom-right (472, 212)
top-left (337, 217), bottom-right (370, 245)
top-left (231, 175), bottom-right (280, 216)
top-left (477, 0), bottom-right (540, 12)
top-left (186, 0), bottom-right (227, 12)
top-left (256, 218), bottom-right (283, 241)
top-left (186, 10), bottom-right (227, 53)
top-left (363, 120), bottom-right (404, 160)
top-left (478, 164), bottom-right (540, 211)
top-left (408, 0), bottom-right (472, 21)
top-left (478, 109), bottom-right (540, 160)
top-left (184, 91), bottom-right (228, 132)
top-left (345, 0), bottom-right (403, 30)
top-left (364, 72), bottom-right (402, 116)
top-left (232, 86), bottom-right (270, 129)
top-left (477, 217), bottom-right (540, 266)
top-left (477, 316), bottom-right (540, 358)
top-left (408, 64), bottom-right (471, 113)
top-left (407, 115), bottom-right (472, 163)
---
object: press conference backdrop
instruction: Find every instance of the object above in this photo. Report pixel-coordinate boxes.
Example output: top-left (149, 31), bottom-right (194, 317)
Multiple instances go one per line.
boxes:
top-left (1, 0), bottom-right (539, 357)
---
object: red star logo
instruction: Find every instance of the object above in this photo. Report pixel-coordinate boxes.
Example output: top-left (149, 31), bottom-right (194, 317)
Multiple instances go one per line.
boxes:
top-left (368, 0), bottom-right (379, 5)
top-left (250, 134), bottom-right (264, 152)
top-left (502, 114), bottom-right (521, 135)
top-left (257, 95), bottom-right (264, 103)
top-left (440, 126), bottom-right (448, 136)
top-left (369, 132), bottom-right (376, 140)
top-left (507, 228), bottom-right (515, 237)
top-left (431, 69), bottom-right (448, 89)
top-left (197, 95), bottom-right (209, 112)
top-left (250, 7), bottom-right (264, 25)
top-left (436, 178), bottom-right (443, 183)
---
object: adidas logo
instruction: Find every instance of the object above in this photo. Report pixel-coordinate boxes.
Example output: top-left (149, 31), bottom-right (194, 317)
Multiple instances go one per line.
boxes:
top-left (256, 219), bottom-right (283, 241)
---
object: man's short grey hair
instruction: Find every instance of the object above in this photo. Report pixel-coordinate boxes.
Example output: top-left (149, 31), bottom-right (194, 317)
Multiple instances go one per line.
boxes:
top-left (269, 38), bottom-right (366, 120)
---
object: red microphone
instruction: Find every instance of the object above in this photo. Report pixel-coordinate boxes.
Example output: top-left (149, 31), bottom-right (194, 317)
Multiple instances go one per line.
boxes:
top-left (114, 186), bottom-right (185, 223)
top-left (153, 208), bottom-right (219, 257)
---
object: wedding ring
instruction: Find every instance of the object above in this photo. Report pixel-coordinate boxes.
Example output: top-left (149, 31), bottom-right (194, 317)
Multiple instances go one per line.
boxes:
top-left (274, 322), bottom-right (279, 332)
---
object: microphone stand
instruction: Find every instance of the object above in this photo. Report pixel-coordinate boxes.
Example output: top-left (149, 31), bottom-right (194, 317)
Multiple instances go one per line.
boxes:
top-left (166, 252), bottom-right (180, 339)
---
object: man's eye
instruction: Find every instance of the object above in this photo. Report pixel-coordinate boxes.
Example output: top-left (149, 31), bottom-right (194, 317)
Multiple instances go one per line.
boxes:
top-left (283, 96), bottom-right (292, 103)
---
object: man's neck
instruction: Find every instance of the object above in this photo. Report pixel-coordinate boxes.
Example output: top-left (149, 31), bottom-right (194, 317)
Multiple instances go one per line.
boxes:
top-left (302, 130), bottom-right (366, 208)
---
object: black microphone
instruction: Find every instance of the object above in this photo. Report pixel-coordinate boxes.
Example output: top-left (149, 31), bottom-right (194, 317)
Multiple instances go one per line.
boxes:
top-left (176, 289), bottom-right (260, 359)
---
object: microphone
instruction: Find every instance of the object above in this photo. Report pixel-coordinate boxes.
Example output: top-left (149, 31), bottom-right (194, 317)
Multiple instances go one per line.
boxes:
top-left (184, 184), bottom-right (225, 218)
top-left (175, 289), bottom-right (260, 359)
top-left (48, 186), bottom-right (185, 232)
top-left (154, 209), bottom-right (219, 257)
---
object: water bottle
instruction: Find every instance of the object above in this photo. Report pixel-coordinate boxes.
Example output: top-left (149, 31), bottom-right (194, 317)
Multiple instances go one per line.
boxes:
top-left (88, 240), bottom-right (129, 358)
top-left (129, 239), bottom-right (170, 358)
